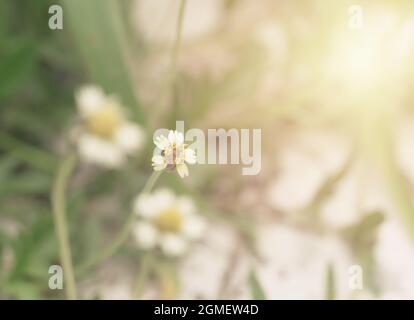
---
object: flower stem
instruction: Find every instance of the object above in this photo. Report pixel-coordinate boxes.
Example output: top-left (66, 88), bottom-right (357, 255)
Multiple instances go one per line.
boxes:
top-left (142, 170), bottom-right (162, 194)
top-left (157, 260), bottom-right (178, 299)
top-left (51, 153), bottom-right (78, 300)
top-left (76, 171), bottom-right (162, 276)
top-left (170, 0), bottom-right (186, 86)
top-left (168, 0), bottom-right (187, 124)
top-left (132, 253), bottom-right (153, 299)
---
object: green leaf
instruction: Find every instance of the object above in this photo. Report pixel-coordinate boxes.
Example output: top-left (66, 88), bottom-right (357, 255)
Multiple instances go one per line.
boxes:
top-left (2, 281), bottom-right (43, 300)
top-left (342, 211), bottom-right (384, 294)
top-left (0, 132), bottom-right (58, 173)
top-left (9, 214), bottom-right (55, 280)
top-left (359, 108), bottom-right (414, 246)
top-left (0, 155), bottom-right (18, 179)
top-left (0, 172), bottom-right (52, 196)
top-left (306, 151), bottom-right (354, 217)
top-left (248, 270), bottom-right (266, 300)
top-left (0, 39), bottom-right (36, 99)
top-left (61, 0), bottom-right (145, 124)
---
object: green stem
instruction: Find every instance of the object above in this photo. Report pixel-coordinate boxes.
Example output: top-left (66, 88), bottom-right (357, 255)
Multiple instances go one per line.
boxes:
top-left (76, 171), bottom-right (162, 276)
top-left (325, 263), bottom-right (336, 300)
top-left (51, 153), bottom-right (78, 300)
top-left (171, 0), bottom-right (186, 121)
top-left (170, 0), bottom-right (186, 86)
top-left (132, 253), bottom-right (153, 299)
top-left (357, 103), bottom-right (414, 245)
top-left (167, 0), bottom-right (187, 125)
top-left (375, 114), bottom-right (414, 244)
top-left (142, 170), bottom-right (161, 194)
top-left (156, 260), bottom-right (178, 300)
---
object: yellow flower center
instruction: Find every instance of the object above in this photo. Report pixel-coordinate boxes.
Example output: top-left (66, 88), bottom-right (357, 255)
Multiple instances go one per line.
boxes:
top-left (154, 207), bottom-right (182, 232)
top-left (86, 104), bottom-right (122, 138)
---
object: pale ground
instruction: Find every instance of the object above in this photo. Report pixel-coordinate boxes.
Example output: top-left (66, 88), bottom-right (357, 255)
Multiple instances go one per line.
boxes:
top-left (78, 0), bottom-right (414, 300)
top-left (78, 115), bottom-right (414, 300)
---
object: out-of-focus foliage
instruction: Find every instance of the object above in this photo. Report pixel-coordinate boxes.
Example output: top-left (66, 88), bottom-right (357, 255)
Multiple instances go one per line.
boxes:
top-left (0, 0), bottom-right (75, 299)
top-left (1, 0), bottom-right (414, 300)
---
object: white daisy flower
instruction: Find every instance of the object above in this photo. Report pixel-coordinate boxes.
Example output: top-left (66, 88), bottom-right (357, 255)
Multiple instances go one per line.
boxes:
top-left (152, 130), bottom-right (196, 178)
top-left (73, 85), bottom-right (145, 168)
top-left (132, 189), bottom-right (205, 257)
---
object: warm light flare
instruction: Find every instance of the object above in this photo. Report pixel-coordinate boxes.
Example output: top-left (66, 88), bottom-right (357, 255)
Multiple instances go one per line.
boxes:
top-left (324, 10), bottom-right (413, 95)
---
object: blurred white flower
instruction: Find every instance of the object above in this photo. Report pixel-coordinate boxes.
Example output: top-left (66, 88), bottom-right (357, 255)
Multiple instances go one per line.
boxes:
top-left (132, 189), bottom-right (205, 257)
top-left (73, 85), bottom-right (145, 168)
top-left (152, 130), bottom-right (196, 178)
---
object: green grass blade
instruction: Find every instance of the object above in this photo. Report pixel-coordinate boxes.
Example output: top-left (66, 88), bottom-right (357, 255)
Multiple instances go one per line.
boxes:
top-left (61, 0), bottom-right (145, 124)
top-left (248, 270), bottom-right (266, 300)
top-left (325, 263), bottom-right (336, 300)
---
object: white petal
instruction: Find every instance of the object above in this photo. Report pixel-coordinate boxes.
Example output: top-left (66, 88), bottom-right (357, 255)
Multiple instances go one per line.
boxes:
top-left (132, 221), bottom-right (159, 249)
top-left (176, 163), bottom-right (189, 178)
top-left (152, 189), bottom-right (176, 213)
top-left (160, 233), bottom-right (187, 257)
top-left (135, 188), bottom-right (176, 220)
top-left (115, 123), bottom-right (145, 153)
top-left (168, 130), bottom-right (184, 146)
top-left (182, 215), bottom-right (206, 240)
top-left (152, 155), bottom-right (167, 171)
top-left (76, 85), bottom-right (105, 117)
top-left (133, 194), bottom-right (158, 218)
top-left (168, 130), bottom-right (176, 145)
top-left (184, 148), bottom-right (196, 164)
top-left (77, 134), bottom-right (124, 168)
top-left (154, 135), bottom-right (170, 150)
top-left (177, 196), bottom-right (196, 216)
top-left (176, 131), bottom-right (184, 145)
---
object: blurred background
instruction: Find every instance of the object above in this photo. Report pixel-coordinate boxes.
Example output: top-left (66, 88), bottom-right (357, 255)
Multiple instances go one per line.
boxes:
top-left (1, 0), bottom-right (414, 299)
